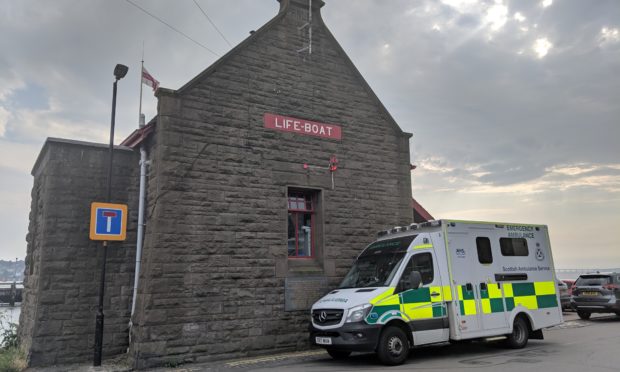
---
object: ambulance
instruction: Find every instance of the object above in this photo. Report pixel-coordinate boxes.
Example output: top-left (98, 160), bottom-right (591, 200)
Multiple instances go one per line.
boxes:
top-left (309, 220), bottom-right (563, 365)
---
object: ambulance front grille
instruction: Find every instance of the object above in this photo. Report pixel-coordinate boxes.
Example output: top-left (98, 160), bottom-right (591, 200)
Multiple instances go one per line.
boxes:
top-left (312, 309), bottom-right (343, 326)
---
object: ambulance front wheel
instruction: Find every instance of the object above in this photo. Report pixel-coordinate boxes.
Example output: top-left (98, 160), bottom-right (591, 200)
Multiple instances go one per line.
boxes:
top-left (505, 316), bottom-right (529, 349)
top-left (377, 326), bottom-right (410, 365)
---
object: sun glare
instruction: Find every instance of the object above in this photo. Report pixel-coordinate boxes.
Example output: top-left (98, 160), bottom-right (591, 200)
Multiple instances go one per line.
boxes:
top-left (485, 3), bottom-right (508, 31)
top-left (601, 27), bottom-right (620, 44)
top-left (533, 37), bottom-right (553, 58)
top-left (514, 12), bottom-right (526, 22)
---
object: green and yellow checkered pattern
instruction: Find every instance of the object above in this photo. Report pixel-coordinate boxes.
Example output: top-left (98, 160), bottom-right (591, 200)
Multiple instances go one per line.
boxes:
top-left (458, 285), bottom-right (477, 315)
top-left (480, 283), bottom-right (505, 314)
top-left (504, 281), bottom-right (558, 310)
top-left (458, 281), bottom-right (558, 316)
top-left (367, 281), bottom-right (558, 324)
top-left (367, 286), bottom-right (452, 324)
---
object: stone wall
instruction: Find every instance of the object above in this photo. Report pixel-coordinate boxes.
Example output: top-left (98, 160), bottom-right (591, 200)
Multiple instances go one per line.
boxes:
top-left (129, 0), bottom-right (413, 368)
top-left (19, 138), bottom-right (139, 366)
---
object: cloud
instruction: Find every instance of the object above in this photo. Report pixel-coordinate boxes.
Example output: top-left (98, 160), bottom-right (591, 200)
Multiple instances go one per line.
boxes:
top-left (599, 27), bottom-right (620, 47)
top-left (484, 3), bottom-right (508, 32)
top-left (0, 71), bottom-right (25, 102)
top-left (415, 156), bottom-right (620, 196)
top-left (533, 37), bottom-right (553, 58)
top-left (9, 108), bottom-right (110, 144)
top-left (0, 139), bottom-right (39, 173)
top-left (0, 106), bottom-right (9, 137)
top-left (0, 0), bottom-right (618, 266)
top-left (514, 12), bottom-right (526, 23)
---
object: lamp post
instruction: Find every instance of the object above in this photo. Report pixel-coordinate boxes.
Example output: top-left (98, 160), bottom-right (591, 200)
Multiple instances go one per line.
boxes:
top-left (94, 63), bottom-right (128, 367)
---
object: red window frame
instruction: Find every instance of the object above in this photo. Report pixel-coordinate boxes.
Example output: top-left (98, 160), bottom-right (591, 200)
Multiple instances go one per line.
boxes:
top-left (288, 192), bottom-right (315, 258)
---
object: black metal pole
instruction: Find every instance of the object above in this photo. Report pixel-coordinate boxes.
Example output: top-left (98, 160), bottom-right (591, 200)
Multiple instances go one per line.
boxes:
top-left (94, 78), bottom-right (118, 366)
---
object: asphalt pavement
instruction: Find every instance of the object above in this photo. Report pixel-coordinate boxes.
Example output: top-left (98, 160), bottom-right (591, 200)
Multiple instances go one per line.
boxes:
top-left (25, 312), bottom-right (620, 372)
top-left (202, 312), bottom-right (620, 372)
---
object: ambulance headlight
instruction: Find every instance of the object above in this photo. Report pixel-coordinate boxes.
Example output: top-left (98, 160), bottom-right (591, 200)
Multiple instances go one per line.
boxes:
top-left (346, 304), bottom-right (373, 323)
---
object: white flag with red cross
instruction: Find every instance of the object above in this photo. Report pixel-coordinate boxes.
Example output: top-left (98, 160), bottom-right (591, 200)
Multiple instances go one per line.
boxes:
top-left (141, 66), bottom-right (159, 92)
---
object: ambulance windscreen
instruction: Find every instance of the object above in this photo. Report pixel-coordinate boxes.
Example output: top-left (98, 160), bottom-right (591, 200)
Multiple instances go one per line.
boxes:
top-left (338, 235), bottom-right (416, 289)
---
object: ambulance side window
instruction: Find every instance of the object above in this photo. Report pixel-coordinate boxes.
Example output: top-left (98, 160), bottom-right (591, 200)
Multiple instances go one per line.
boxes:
top-left (476, 237), bottom-right (493, 264)
top-left (398, 253), bottom-right (434, 288)
top-left (499, 238), bottom-right (529, 256)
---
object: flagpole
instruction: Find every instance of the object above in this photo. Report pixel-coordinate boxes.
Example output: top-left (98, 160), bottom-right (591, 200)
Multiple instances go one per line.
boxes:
top-left (138, 42), bottom-right (144, 126)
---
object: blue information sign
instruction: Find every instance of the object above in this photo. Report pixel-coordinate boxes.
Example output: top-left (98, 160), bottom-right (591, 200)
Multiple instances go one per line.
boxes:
top-left (90, 202), bottom-right (128, 241)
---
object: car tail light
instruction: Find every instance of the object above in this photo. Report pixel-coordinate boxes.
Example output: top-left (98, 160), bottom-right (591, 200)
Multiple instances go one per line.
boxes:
top-left (603, 284), bottom-right (619, 290)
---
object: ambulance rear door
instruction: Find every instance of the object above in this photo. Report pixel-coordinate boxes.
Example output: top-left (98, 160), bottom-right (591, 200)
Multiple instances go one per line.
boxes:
top-left (445, 224), bottom-right (481, 337)
top-left (467, 226), bottom-right (510, 332)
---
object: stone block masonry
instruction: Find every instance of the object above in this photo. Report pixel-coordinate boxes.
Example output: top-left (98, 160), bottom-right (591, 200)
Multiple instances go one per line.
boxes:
top-left (19, 138), bottom-right (139, 366)
top-left (18, 0), bottom-right (415, 369)
top-left (130, 0), bottom-right (412, 368)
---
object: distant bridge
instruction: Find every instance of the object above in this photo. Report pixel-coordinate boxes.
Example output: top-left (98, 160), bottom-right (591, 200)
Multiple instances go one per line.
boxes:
top-left (0, 282), bottom-right (23, 306)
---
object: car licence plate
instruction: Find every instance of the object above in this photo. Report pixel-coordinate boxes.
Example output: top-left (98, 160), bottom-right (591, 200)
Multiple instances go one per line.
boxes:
top-left (315, 337), bottom-right (332, 345)
top-left (582, 291), bottom-right (600, 296)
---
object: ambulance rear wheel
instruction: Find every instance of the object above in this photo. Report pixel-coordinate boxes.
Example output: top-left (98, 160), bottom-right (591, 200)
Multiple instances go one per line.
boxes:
top-left (577, 311), bottom-right (591, 320)
top-left (505, 317), bottom-right (528, 349)
top-left (326, 349), bottom-right (351, 359)
top-left (377, 326), bottom-right (409, 365)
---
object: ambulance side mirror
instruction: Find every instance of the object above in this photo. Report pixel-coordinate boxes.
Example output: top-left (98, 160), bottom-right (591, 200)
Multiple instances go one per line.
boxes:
top-left (409, 271), bottom-right (422, 290)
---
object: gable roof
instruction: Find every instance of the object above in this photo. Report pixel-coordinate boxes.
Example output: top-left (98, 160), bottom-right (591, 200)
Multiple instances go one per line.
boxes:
top-left (412, 197), bottom-right (434, 222)
top-left (158, 0), bottom-right (412, 139)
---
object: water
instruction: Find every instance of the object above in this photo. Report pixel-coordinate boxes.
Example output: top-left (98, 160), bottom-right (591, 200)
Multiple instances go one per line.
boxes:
top-left (0, 305), bottom-right (20, 344)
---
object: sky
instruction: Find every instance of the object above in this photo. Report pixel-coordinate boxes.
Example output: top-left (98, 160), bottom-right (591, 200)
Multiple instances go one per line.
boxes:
top-left (0, 0), bottom-right (618, 269)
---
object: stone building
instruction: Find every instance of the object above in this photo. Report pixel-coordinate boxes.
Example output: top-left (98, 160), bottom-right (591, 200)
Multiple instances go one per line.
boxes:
top-left (19, 0), bottom-right (419, 368)
top-left (19, 139), bottom-right (139, 366)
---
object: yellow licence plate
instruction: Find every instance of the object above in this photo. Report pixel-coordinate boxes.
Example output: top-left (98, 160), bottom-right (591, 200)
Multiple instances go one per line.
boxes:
top-left (582, 291), bottom-right (600, 296)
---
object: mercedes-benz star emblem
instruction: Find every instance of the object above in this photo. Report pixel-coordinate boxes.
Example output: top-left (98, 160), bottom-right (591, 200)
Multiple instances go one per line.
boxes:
top-left (319, 311), bottom-right (327, 322)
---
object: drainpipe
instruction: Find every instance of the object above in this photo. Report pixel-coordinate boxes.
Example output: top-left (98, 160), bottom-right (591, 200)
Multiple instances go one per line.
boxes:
top-left (130, 114), bottom-right (148, 329)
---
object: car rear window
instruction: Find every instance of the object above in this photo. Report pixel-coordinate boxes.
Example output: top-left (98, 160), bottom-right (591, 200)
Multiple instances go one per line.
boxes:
top-left (575, 275), bottom-right (611, 286)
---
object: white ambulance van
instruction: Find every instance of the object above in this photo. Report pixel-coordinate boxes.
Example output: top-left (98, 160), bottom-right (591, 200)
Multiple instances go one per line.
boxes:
top-left (309, 220), bottom-right (563, 365)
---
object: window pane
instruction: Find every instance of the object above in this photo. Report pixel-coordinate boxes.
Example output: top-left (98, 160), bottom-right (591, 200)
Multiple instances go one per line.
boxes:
top-left (476, 237), bottom-right (493, 264)
top-left (304, 195), bottom-right (312, 210)
top-left (399, 253), bottom-right (434, 286)
top-left (412, 253), bottom-right (434, 284)
top-left (288, 194), bottom-right (314, 212)
top-left (287, 189), bottom-right (318, 259)
top-left (297, 199), bottom-right (306, 210)
top-left (575, 275), bottom-right (611, 286)
top-left (500, 238), bottom-right (529, 256)
top-left (287, 213), bottom-right (296, 256)
top-left (296, 213), bottom-right (312, 256)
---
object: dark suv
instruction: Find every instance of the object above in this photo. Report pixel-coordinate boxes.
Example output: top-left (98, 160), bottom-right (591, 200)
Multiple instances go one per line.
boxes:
top-left (571, 273), bottom-right (620, 319)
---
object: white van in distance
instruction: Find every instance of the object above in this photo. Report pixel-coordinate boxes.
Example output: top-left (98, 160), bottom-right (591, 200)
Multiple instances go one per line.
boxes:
top-left (309, 220), bottom-right (563, 365)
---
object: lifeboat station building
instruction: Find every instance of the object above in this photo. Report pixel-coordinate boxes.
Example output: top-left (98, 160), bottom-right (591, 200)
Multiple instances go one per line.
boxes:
top-left (18, 0), bottom-right (426, 368)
